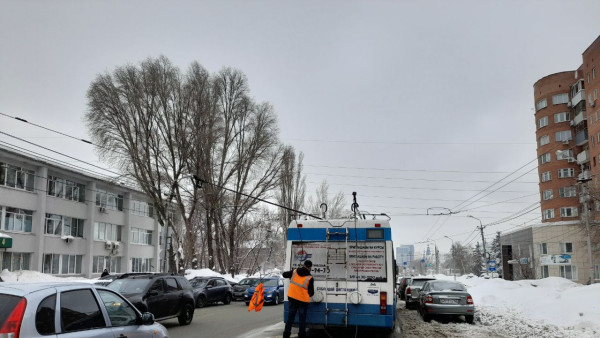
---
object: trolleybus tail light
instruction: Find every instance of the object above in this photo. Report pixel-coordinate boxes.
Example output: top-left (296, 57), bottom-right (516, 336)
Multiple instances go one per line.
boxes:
top-left (380, 292), bottom-right (387, 314)
top-left (374, 223), bottom-right (381, 227)
top-left (297, 224), bottom-right (303, 228)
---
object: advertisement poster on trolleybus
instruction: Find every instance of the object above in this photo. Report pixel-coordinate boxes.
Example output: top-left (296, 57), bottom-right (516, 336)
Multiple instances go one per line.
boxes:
top-left (291, 242), bottom-right (387, 282)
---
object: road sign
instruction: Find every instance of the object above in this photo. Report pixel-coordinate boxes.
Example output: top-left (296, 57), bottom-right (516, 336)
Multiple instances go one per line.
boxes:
top-left (403, 261), bottom-right (408, 266)
top-left (488, 260), bottom-right (496, 272)
top-left (0, 237), bottom-right (12, 248)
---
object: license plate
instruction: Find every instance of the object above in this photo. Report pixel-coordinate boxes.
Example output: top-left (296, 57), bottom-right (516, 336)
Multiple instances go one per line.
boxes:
top-left (440, 298), bottom-right (459, 304)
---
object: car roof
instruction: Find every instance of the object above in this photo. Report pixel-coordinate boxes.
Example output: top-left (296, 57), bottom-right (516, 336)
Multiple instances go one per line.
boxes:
top-left (0, 282), bottom-right (106, 296)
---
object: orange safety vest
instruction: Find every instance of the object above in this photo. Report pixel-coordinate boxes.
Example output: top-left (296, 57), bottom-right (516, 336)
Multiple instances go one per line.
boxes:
top-left (288, 269), bottom-right (312, 303)
top-left (248, 282), bottom-right (264, 312)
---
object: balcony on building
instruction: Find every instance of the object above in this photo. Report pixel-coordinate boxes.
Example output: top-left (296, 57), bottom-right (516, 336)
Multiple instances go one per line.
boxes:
top-left (570, 109), bottom-right (587, 126)
top-left (578, 169), bottom-right (591, 182)
top-left (570, 80), bottom-right (585, 107)
top-left (577, 149), bottom-right (590, 164)
top-left (575, 129), bottom-right (588, 146)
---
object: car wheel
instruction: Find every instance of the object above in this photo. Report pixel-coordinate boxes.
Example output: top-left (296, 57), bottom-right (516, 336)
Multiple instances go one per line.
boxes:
top-left (465, 315), bottom-right (474, 324)
top-left (196, 296), bottom-right (206, 308)
top-left (223, 294), bottom-right (232, 305)
top-left (273, 294), bottom-right (280, 305)
top-left (422, 312), bottom-right (432, 322)
top-left (178, 303), bottom-right (194, 325)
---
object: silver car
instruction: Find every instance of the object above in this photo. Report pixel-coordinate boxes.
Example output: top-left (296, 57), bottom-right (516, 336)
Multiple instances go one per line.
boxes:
top-left (0, 282), bottom-right (168, 337)
top-left (415, 280), bottom-right (475, 324)
top-left (404, 276), bottom-right (436, 309)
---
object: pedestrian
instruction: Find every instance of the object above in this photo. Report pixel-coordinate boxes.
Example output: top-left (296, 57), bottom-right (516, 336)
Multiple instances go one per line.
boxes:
top-left (101, 269), bottom-right (109, 277)
top-left (282, 260), bottom-right (314, 338)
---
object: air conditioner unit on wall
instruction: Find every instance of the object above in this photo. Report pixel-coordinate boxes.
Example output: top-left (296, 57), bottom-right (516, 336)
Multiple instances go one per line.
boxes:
top-left (105, 241), bottom-right (113, 250)
top-left (568, 158), bottom-right (577, 163)
top-left (99, 206), bottom-right (107, 213)
top-left (562, 140), bottom-right (570, 145)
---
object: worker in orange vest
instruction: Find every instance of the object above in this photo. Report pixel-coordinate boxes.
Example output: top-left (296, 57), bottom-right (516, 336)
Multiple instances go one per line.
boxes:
top-left (282, 260), bottom-right (314, 338)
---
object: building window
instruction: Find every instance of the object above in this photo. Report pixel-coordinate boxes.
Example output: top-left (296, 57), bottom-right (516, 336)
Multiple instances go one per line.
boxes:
top-left (541, 171), bottom-right (552, 182)
top-left (95, 190), bottom-right (123, 211)
top-left (543, 190), bottom-right (553, 200)
top-left (0, 162), bottom-right (35, 192)
top-left (559, 242), bottom-right (574, 254)
top-left (540, 243), bottom-right (548, 255)
top-left (131, 228), bottom-right (152, 245)
top-left (593, 68), bottom-right (596, 80)
top-left (559, 265), bottom-right (578, 280)
top-left (543, 209), bottom-right (555, 220)
top-left (559, 186), bottom-right (577, 198)
top-left (45, 214), bottom-right (84, 238)
top-left (541, 265), bottom-right (549, 278)
top-left (93, 222), bottom-right (122, 242)
top-left (539, 135), bottom-right (550, 146)
top-left (560, 207), bottom-right (578, 217)
top-left (556, 149), bottom-right (574, 160)
top-left (540, 153), bottom-right (551, 165)
top-left (537, 98), bottom-right (548, 111)
top-left (93, 256), bottom-right (121, 274)
top-left (552, 93), bottom-right (569, 105)
top-left (43, 254), bottom-right (82, 275)
top-left (555, 130), bottom-right (572, 142)
top-left (558, 168), bottom-right (575, 178)
top-left (554, 112), bottom-right (569, 123)
top-left (3, 207), bottom-right (33, 233)
top-left (0, 252), bottom-right (31, 271)
top-left (538, 116), bottom-right (549, 128)
top-left (131, 200), bottom-right (154, 218)
top-left (47, 176), bottom-right (85, 202)
top-left (131, 258), bottom-right (153, 272)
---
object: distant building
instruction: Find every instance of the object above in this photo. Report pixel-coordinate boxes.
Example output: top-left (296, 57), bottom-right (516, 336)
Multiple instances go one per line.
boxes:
top-left (396, 245), bottom-right (414, 273)
top-left (0, 146), bottom-right (161, 278)
top-left (501, 35), bottom-right (600, 285)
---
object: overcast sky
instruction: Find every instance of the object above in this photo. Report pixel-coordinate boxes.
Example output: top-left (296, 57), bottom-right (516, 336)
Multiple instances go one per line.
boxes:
top-left (2, 0), bottom-right (600, 258)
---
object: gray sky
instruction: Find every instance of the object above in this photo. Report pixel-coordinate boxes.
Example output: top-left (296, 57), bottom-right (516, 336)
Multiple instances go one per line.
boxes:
top-left (2, 0), bottom-right (600, 258)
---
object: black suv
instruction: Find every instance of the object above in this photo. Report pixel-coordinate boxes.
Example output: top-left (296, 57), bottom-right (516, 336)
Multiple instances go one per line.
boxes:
top-left (107, 273), bottom-right (195, 325)
top-left (189, 276), bottom-right (233, 308)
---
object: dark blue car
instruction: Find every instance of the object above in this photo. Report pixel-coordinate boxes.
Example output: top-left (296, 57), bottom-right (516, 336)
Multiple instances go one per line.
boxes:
top-left (244, 277), bottom-right (284, 305)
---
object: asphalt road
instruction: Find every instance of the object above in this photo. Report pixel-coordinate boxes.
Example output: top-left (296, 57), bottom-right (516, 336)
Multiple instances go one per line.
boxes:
top-left (162, 300), bottom-right (400, 338)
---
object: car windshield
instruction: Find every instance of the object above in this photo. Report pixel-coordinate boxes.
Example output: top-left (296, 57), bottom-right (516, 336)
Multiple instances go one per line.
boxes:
top-left (239, 278), bottom-right (259, 286)
top-left (107, 279), bottom-right (150, 294)
top-left (429, 281), bottom-right (466, 291)
top-left (191, 279), bottom-right (209, 288)
top-left (261, 279), bottom-right (279, 287)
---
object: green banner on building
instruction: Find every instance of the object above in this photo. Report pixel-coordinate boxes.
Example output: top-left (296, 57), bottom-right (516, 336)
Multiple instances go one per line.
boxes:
top-left (0, 237), bottom-right (12, 248)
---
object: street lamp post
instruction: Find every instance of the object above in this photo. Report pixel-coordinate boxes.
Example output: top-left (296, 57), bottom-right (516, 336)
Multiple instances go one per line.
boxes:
top-left (468, 215), bottom-right (488, 277)
top-left (444, 235), bottom-right (456, 280)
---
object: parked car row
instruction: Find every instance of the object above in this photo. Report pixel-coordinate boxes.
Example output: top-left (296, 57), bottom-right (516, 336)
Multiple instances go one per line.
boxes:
top-left (398, 276), bottom-right (476, 325)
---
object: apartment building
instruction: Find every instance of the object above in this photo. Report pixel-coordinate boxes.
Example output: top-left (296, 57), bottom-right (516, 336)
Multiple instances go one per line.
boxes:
top-left (0, 146), bottom-right (161, 278)
top-left (501, 36), bottom-right (600, 285)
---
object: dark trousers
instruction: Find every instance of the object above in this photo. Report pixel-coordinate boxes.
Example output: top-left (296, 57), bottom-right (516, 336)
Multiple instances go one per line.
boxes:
top-left (283, 298), bottom-right (309, 338)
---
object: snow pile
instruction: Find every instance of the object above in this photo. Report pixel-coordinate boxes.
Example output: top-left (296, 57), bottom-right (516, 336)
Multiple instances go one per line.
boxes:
top-left (0, 269), bottom-right (93, 283)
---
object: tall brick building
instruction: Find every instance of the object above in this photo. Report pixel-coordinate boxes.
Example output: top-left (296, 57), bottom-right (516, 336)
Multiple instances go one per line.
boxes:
top-left (501, 36), bottom-right (600, 284)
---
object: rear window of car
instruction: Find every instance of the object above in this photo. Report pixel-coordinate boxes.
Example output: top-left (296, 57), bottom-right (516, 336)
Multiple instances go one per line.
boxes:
top-left (239, 278), bottom-right (258, 286)
top-left (411, 279), bottom-right (435, 287)
top-left (429, 281), bottom-right (466, 291)
top-left (108, 279), bottom-right (150, 294)
top-left (0, 295), bottom-right (23, 327)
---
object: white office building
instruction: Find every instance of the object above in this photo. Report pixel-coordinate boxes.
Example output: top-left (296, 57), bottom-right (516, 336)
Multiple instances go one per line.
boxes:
top-left (0, 147), bottom-right (161, 278)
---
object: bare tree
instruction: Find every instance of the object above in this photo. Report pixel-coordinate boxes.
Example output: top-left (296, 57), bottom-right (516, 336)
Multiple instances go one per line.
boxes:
top-left (276, 146), bottom-right (306, 242)
top-left (307, 180), bottom-right (347, 219)
top-left (86, 56), bottom-right (206, 271)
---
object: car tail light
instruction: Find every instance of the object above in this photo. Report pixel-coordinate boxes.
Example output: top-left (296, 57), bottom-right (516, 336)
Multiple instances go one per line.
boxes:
top-left (0, 298), bottom-right (26, 338)
top-left (467, 295), bottom-right (474, 305)
top-left (425, 295), bottom-right (433, 304)
top-left (380, 292), bottom-right (387, 314)
top-left (406, 287), bottom-right (411, 295)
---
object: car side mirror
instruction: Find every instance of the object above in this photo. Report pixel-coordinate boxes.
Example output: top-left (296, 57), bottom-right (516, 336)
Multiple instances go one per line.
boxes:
top-left (141, 312), bottom-right (155, 325)
top-left (148, 290), bottom-right (159, 297)
top-left (206, 285), bottom-right (213, 289)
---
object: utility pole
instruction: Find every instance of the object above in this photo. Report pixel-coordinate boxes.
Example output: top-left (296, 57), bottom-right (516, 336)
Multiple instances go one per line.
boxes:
top-left (469, 215), bottom-right (488, 276)
top-left (579, 177), bottom-right (595, 284)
